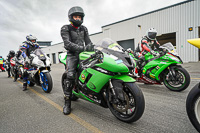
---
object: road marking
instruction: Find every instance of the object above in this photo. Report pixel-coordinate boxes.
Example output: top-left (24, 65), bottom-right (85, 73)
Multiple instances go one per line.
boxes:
top-left (17, 80), bottom-right (103, 133)
top-left (191, 78), bottom-right (200, 79)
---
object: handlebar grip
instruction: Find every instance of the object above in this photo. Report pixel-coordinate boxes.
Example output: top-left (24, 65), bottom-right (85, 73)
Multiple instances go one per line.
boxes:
top-left (82, 53), bottom-right (96, 64)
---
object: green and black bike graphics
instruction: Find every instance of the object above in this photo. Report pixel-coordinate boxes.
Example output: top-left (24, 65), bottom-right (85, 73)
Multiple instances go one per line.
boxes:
top-left (131, 42), bottom-right (190, 92)
top-left (60, 38), bottom-right (145, 123)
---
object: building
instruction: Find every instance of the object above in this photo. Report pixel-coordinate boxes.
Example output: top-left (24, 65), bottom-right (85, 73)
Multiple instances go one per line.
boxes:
top-left (42, 0), bottom-right (200, 64)
top-left (37, 41), bottom-right (52, 48)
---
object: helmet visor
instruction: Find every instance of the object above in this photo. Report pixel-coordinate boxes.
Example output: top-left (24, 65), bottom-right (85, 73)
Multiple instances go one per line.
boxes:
top-left (148, 32), bottom-right (157, 40)
top-left (31, 40), bottom-right (36, 43)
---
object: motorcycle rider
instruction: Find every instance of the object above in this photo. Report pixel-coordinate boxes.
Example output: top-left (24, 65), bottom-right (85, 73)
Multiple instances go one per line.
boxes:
top-left (13, 51), bottom-right (23, 82)
top-left (0, 56), bottom-right (5, 72)
top-left (17, 34), bottom-right (40, 91)
top-left (60, 6), bottom-right (94, 115)
top-left (6, 50), bottom-right (15, 77)
top-left (134, 28), bottom-right (163, 76)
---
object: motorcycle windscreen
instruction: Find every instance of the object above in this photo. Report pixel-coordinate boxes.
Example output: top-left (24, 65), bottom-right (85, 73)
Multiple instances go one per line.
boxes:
top-left (33, 49), bottom-right (46, 61)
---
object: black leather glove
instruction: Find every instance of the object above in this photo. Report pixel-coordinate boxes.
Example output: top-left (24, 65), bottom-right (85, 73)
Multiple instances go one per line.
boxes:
top-left (85, 44), bottom-right (94, 52)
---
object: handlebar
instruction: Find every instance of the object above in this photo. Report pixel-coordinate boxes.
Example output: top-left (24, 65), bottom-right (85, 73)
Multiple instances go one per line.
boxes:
top-left (81, 50), bottom-right (102, 64)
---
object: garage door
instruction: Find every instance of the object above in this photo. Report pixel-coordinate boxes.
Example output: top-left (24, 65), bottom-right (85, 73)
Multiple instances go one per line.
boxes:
top-left (117, 39), bottom-right (134, 50)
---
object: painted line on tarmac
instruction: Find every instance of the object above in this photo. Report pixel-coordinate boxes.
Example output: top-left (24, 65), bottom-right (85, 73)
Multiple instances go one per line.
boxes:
top-left (191, 78), bottom-right (200, 79)
top-left (17, 80), bottom-right (103, 133)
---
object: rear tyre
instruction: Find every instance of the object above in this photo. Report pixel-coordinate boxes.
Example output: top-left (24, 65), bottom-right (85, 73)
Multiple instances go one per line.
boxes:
top-left (107, 82), bottom-right (145, 123)
top-left (186, 83), bottom-right (200, 132)
top-left (163, 66), bottom-right (190, 92)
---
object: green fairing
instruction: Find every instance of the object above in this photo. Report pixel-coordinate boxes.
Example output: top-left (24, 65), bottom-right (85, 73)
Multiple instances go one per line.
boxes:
top-left (143, 53), bottom-right (181, 80)
top-left (72, 90), bottom-right (95, 103)
top-left (79, 52), bottom-right (95, 60)
top-left (96, 54), bottom-right (129, 73)
top-left (59, 53), bottom-right (67, 65)
top-left (112, 75), bottom-right (136, 82)
top-left (79, 68), bottom-right (112, 93)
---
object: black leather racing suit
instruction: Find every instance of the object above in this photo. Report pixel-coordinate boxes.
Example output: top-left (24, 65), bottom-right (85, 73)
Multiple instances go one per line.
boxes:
top-left (60, 24), bottom-right (93, 97)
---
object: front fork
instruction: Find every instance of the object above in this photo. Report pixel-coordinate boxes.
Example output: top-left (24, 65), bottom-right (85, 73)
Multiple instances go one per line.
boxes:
top-left (166, 66), bottom-right (176, 81)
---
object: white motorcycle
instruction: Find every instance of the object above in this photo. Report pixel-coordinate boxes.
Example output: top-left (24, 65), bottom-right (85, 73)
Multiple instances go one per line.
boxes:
top-left (27, 49), bottom-right (53, 93)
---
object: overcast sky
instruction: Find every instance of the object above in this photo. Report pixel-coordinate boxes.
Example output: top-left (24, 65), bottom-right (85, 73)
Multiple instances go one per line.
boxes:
top-left (0, 0), bottom-right (185, 58)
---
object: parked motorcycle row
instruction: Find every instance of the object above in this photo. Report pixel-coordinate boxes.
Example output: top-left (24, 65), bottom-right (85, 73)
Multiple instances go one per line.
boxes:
top-left (2, 38), bottom-right (200, 131)
top-left (4, 49), bottom-right (53, 93)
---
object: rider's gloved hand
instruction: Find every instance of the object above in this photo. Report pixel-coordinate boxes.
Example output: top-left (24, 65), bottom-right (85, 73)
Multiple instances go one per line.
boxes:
top-left (21, 52), bottom-right (26, 58)
top-left (150, 50), bottom-right (159, 56)
top-left (85, 43), bottom-right (94, 52)
top-left (126, 48), bottom-right (134, 54)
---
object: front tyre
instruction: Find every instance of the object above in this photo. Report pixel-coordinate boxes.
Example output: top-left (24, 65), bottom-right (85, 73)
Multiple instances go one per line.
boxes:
top-left (163, 66), bottom-right (190, 92)
top-left (40, 72), bottom-right (53, 93)
top-left (186, 83), bottom-right (200, 132)
top-left (107, 82), bottom-right (145, 123)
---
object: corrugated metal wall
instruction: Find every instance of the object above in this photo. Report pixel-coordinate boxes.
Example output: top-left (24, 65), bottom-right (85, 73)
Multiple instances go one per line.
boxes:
top-left (90, 0), bottom-right (200, 62)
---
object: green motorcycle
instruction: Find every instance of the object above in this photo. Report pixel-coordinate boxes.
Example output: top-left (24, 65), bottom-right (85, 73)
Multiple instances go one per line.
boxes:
top-left (131, 42), bottom-right (190, 92)
top-left (59, 38), bottom-right (145, 123)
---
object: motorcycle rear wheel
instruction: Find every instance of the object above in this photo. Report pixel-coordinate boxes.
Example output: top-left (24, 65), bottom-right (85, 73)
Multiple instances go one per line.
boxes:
top-left (163, 67), bottom-right (190, 91)
top-left (186, 83), bottom-right (200, 132)
top-left (107, 82), bottom-right (145, 123)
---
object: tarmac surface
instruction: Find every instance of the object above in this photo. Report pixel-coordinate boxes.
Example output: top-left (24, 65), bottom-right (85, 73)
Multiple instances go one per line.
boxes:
top-left (0, 62), bottom-right (200, 133)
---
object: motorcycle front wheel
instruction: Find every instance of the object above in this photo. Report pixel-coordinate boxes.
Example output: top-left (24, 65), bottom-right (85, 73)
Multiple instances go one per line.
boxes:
top-left (40, 72), bottom-right (53, 93)
top-left (107, 82), bottom-right (145, 123)
top-left (186, 83), bottom-right (200, 132)
top-left (163, 66), bottom-right (190, 91)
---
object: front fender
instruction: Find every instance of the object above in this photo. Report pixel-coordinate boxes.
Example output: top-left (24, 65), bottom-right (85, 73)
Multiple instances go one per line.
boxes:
top-left (112, 74), bottom-right (136, 82)
top-left (41, 70), bottom-right (49, 73)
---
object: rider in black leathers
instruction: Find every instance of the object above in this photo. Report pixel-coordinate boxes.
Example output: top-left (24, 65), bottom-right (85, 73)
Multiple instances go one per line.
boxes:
top-left (13, 51), bottom-right (23, 82)
top-left (6, 50), bottom-right (15, 78)
top-left (61, 6), bottom-right (94, 115)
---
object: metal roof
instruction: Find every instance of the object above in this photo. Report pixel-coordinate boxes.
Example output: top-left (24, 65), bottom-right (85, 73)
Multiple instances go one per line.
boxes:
top-left (102, 0), bottom-right (194, 28)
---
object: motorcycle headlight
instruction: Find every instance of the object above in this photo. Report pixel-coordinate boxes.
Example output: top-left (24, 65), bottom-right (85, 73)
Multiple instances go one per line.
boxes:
top-left (169, 56), bottom-right (180, 62)
top-left (37, 60), bottom-right (44, 67)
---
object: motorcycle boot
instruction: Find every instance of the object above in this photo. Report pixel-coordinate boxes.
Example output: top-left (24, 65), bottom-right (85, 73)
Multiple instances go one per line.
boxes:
top-left (13, 68), bottom-right (17, 82)
top-left (7, 67), bottom-right (11, 78)
top-left (63, 80), bottom-right (73, 115)
top-left (23, 70), bottom-right (28, 91)
top-left (63, 95), bottom-right (71, 115)
top-left (23, 82), bottom-right (27, 91)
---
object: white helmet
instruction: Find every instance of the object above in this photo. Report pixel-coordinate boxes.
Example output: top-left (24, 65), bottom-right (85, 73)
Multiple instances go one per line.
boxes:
top-left (146, 28), bottom-right (157, 40)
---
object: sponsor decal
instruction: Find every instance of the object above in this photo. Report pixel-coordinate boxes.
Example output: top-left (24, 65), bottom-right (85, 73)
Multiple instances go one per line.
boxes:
top-left (81, 74), bottom-right (86, 81)
top-left (88, 82), bottom-right (96, 90)
top-left (150, 74), bottom-right (155, 78)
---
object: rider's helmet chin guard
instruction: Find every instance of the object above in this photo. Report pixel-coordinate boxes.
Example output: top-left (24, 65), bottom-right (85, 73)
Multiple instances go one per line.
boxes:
top-left (26, 34), bottom-right (37, 45)
top-left (146, 28), bottom-right (157, 41)
top-left (68, 6), bottom-right (85, 27)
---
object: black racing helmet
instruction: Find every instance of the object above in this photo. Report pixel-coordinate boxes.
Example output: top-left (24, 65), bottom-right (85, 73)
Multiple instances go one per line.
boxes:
top-left (68, 6), bottom-right (85, 27)
top-left (146, 28), bottom-right (157, 40)
top-left (9, 50), bottom-right (15, 57)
